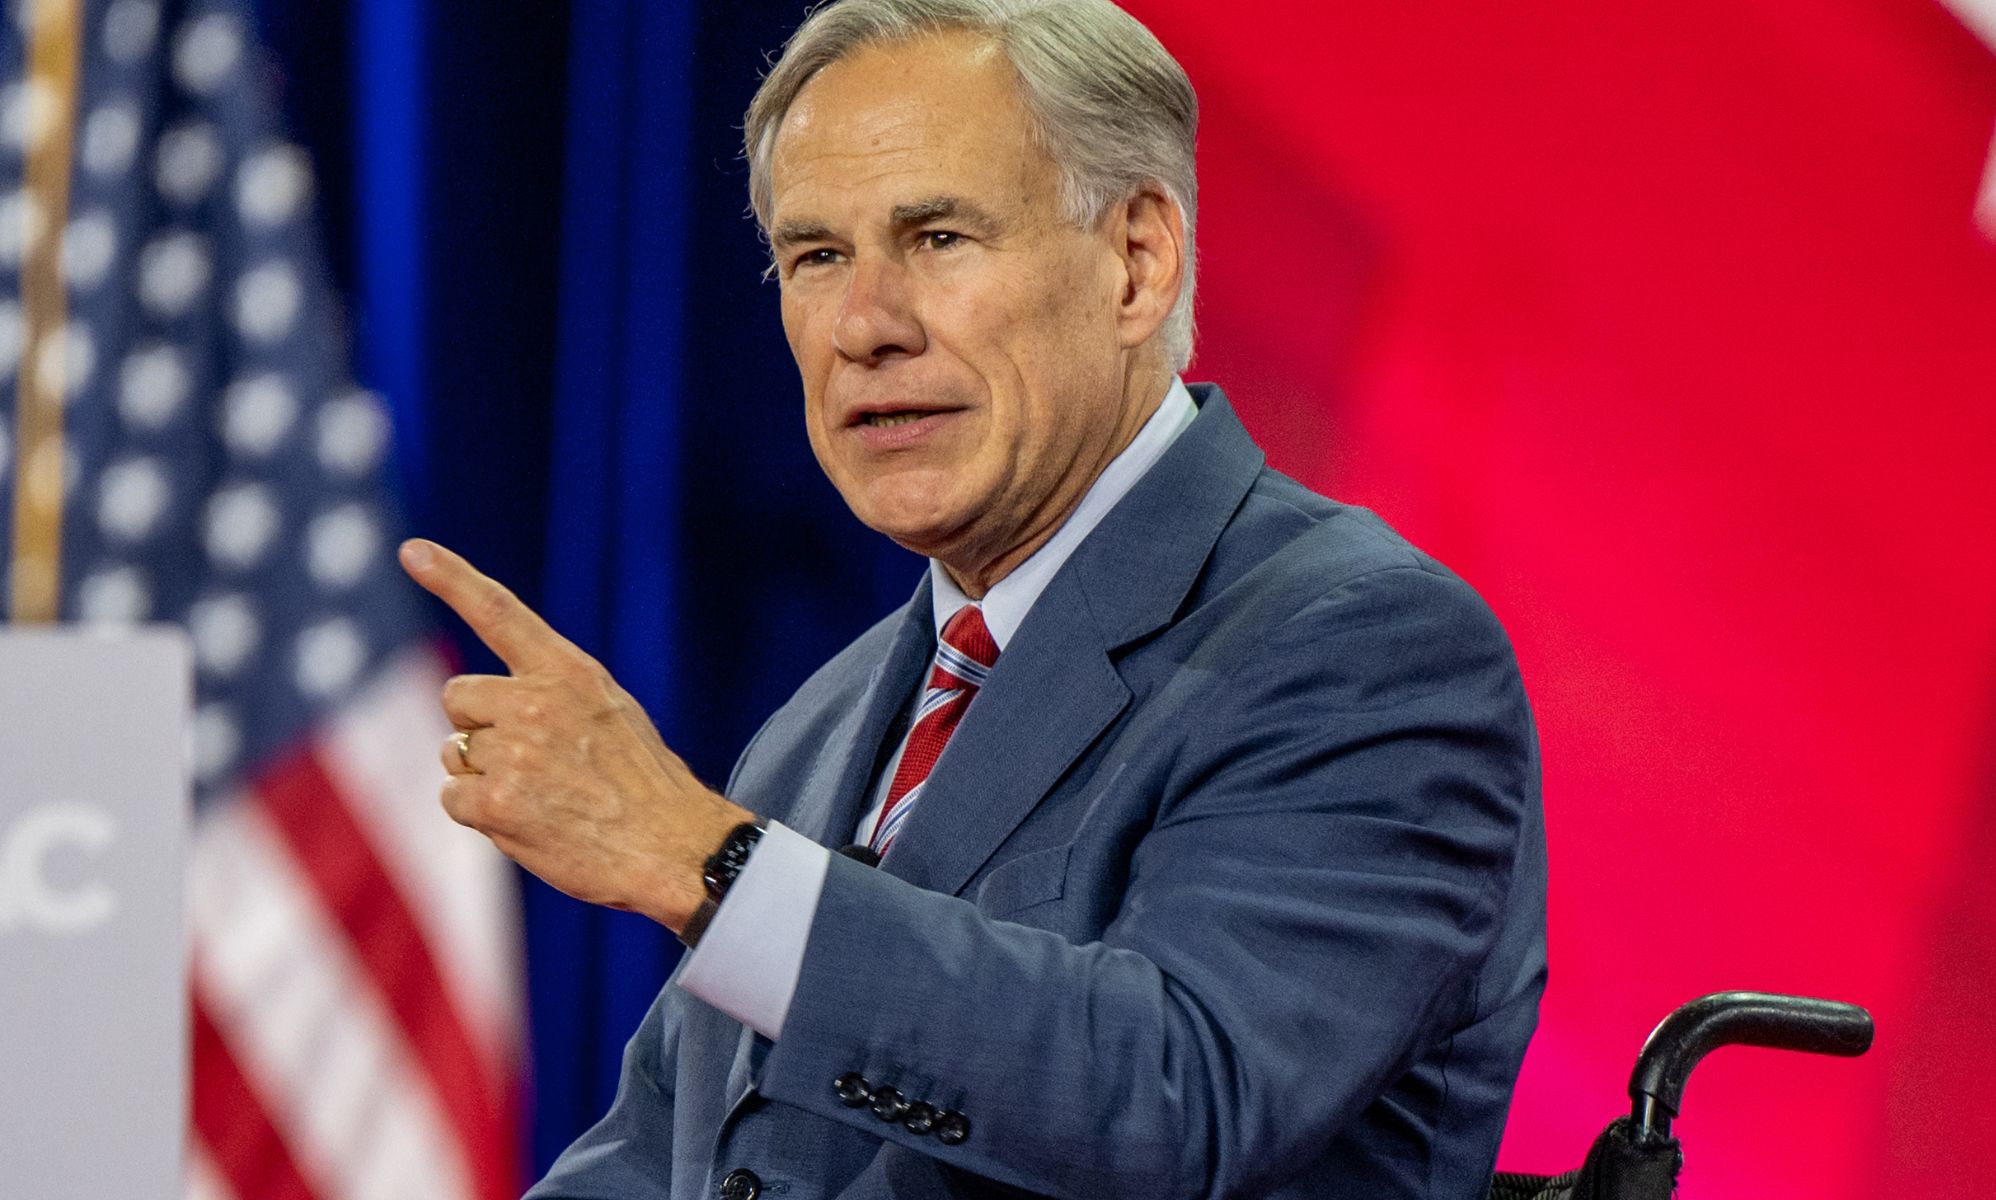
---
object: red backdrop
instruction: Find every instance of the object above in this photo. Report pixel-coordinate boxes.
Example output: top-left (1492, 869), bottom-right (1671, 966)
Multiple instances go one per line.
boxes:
top-left (1127, 0), bottom-right (1996, 1194)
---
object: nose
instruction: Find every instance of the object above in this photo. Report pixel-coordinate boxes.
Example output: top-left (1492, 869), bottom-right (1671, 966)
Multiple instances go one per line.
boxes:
top-left (832, 258), bottom-right (925, 364)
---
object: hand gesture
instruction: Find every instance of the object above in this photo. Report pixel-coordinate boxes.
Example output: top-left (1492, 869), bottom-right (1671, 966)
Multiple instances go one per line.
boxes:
top-left (398, 538), bottom-right (750, 932)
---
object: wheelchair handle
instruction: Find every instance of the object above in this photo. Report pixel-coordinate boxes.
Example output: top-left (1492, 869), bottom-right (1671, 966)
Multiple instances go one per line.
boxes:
top-left (1628, 990), bottom-right (1873, 1147)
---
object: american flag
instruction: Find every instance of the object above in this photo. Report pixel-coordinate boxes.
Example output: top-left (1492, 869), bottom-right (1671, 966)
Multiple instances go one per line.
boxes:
top-left (0, 1), bottom-right (523, 1198)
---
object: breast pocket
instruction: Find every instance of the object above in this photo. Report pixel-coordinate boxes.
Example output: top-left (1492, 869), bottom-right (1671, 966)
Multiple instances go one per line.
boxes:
top-left (973, 844), bottom-right (1071, 919)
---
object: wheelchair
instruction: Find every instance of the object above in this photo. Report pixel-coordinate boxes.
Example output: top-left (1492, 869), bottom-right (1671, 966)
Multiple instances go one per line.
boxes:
top-left (1489, 992), bottom-right (1874, 1200)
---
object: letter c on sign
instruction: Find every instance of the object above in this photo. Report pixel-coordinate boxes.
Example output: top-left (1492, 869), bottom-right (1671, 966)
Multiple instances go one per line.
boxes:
top-left (0, 804), bottom-right (120, 935)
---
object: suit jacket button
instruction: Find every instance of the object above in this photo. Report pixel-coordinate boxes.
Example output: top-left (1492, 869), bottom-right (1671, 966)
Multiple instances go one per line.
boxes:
top-left (832, 1073), bottom-right (871, 1107)
top-left (902, 1101), bottom-right (938, 1135)
top-left (935, 1111), bottom-right (971, 1146)
top-left (869, 1086), bottom-right (910, 1122)
top-left (719, 1168), bottom-right (761, 1200)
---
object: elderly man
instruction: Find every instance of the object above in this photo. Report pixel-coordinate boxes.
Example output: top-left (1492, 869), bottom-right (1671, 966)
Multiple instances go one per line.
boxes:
top-left (399, 1), bottom-right (1546, 1197)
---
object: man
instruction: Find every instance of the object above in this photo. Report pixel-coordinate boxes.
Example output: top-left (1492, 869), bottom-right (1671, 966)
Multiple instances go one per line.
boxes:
top-left (399, 1), bottom-right (1546, 1197)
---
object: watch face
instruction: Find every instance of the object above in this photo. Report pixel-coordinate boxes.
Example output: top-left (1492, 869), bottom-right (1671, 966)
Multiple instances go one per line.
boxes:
top-left (704, 822), bottom-right (764, 901)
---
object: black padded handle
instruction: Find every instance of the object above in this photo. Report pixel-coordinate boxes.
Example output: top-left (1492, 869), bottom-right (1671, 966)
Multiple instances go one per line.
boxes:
top-left (1628, 991), bottom-right (1872, 1146)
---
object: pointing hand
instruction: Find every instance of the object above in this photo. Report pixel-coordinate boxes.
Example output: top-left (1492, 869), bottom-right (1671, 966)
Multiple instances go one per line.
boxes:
top-left (398, 538), bottom-right (750, 932)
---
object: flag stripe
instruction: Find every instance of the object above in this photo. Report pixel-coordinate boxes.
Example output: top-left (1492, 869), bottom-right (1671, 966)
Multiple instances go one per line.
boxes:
top-left (189, 995), bottom-right (322, 1200)
top-left (191, 802), bottom-right (476, 1200)
top-left (186, 1136), bottom-right (246, 1200)
top-left (252, 744), bottom-right (516, 1200)
top-left (317, 649), bottom-right (524, 1063)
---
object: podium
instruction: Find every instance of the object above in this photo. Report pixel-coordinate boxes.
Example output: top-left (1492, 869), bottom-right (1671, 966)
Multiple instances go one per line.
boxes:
top-left (0, 630), bottom-right (192, 1197)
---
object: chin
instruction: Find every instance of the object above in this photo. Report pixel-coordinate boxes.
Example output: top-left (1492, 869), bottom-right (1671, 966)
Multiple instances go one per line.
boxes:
top-left (856, 505), bottom-right (974, 561)
top-left (844, 477), bottom-right (967, 543)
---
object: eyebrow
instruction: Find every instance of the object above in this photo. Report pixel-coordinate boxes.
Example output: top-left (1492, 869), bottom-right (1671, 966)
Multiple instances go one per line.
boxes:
top-left (888, 195), bottom-right (1000, 233)
top-left (770, 219), bottom-right (838, 251)
top-left (769, 196), bottom-right (1004, 251)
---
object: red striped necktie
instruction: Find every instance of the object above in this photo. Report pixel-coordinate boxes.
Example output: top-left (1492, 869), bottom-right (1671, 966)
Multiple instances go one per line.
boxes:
top-left (868, 604), bottom-right (1000, 856)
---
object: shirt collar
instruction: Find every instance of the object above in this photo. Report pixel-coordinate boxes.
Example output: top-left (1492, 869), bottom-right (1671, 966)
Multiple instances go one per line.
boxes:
top-left (929, 375), bottom-right (1199, 650)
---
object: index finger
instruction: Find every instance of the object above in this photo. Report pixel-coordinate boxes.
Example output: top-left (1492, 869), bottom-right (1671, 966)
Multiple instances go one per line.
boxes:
top-left (399, 538), bottom-right (581, 675)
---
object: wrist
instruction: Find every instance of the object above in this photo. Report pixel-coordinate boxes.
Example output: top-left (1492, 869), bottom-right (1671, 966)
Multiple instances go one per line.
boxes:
top-left (667, 806), bottom-right (763, 942)
top-left (702, 816), bottom-right (768, 899)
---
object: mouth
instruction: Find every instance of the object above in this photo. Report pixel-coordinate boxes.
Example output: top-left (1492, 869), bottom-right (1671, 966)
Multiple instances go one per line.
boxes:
top-left (842, 404), bottom-right (965, 449)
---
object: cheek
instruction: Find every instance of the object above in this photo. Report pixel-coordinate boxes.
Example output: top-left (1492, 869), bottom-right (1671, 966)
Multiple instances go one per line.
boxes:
top-left (779, 291), bottom-right (818, 362)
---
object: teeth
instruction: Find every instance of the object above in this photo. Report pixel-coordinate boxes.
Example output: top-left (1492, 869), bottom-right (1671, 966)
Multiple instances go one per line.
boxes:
top-left (866, 412), bottom-right (928, 428)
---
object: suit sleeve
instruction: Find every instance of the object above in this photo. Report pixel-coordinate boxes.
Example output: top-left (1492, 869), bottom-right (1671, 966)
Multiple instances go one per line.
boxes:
top-left (525, 711), bottom-right (784, 1198)
top-left (753, 564), bottom-right (1538, 1199)
top-left (525, 984), bottom-right (680, 1199)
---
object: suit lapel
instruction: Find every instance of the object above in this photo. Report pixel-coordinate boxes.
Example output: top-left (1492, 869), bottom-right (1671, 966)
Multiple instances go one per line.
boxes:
top-left (780, 578), bottom-right (936, 850)
top-left (882, 576), bottom-right (1130, 898)
top-left (723, 583), bottom-right (935, 1118)
top-left (882, 386), bottom-right (1267, 898)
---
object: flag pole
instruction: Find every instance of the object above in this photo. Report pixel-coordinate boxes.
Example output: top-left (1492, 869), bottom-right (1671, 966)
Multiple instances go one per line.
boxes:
top-left (8, 0), bottom-right (82, 624)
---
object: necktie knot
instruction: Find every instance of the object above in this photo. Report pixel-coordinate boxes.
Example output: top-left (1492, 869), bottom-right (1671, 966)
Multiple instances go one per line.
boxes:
top-left (932, 604), bottom-right (998, 688)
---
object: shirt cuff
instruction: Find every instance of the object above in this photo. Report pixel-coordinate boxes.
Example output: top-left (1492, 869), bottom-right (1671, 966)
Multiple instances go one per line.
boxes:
top-left (676, 819), bottom-right (830, 1039)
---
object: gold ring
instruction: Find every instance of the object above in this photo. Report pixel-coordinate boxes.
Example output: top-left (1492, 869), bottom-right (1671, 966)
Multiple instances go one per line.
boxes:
top-left (452, 730), bottom-right (474, 771)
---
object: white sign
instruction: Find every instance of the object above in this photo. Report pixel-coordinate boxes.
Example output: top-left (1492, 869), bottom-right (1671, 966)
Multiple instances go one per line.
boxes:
top-left (0, 630), bottom-right (191, 1199)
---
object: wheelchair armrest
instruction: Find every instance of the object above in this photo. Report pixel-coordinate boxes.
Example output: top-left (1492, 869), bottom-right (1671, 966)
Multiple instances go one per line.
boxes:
top-left (1628, 990), bottom-right (1872, 1146)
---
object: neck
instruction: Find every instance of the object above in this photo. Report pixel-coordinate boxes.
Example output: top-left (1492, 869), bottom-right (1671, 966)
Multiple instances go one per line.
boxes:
top-left (940, 359), bottom-right (1175, 599)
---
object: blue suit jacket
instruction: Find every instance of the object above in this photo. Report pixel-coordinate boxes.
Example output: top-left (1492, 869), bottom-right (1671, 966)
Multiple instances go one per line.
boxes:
top-left (530, 386), bottom-right (1546, 1200)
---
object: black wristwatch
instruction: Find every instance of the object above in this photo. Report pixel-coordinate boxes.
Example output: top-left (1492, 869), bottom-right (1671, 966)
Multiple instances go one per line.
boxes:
top-left (703, 818), bottom-right (768, 901)
top-left (680, 817), bottom-right (767, 948)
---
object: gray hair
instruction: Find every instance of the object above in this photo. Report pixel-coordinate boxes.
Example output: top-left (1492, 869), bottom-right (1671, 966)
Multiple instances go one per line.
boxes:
top-left (745, 0), bottom-right (1200, 370)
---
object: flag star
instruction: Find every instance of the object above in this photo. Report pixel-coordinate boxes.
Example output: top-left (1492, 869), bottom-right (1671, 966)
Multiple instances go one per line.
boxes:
top-left (205, 482), bottom-right (281, 569)
top-left (223, 373), bottom-right (299, 456)
top-left (296, 617), bottom-right (367, 698)
top-left (156, 121), bottom-right (226, 206)
top-left (193, 703), bottom-right (242, 781)
top-left (138, 231), bottom-right (212, 317)
top-left (77, 566), bottom-right (154, 626)
top-left (119, 342), bottom-right (192, 428)
top-left (188, 593), bottom-right (261, 676)
top-left (81, 101), bottom-right (142, 177)
top-left (233, 261), bottom-right (302, 342)
top-left (0, 188), bottom-right (45, 266)
top-left (317, 389), bottom-right (390, 476)
top-left (307, 506), bottom-right (380, 590)
top-left (173, 12), bottom-right (244, 95)
top-left (103, 0), bottom-right (163, 64)
top-left (98, 456), bottom-right (173, 541)
top-left (0, 77), bottom-right (56, 155)
top-left (35, 323), bottom-right (98, 402)
top-left (62, 209), bottom-right (120, 289)
top-left (236, 143), bottom-right (312, 226)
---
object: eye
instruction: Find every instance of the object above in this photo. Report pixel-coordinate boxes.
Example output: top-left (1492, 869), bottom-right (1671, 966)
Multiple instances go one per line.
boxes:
top-left (919, 230), bottom-right (964, 251)
top-left (791, 247), bottom-right (843, 272)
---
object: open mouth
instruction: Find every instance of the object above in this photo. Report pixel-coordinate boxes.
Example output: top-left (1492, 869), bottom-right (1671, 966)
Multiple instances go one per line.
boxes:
top-left (861, 412), bottom-right (932, 428)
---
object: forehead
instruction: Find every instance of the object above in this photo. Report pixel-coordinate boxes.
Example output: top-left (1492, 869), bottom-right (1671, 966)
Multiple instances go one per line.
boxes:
top-left (769, 31), bottom-right (1054, 225)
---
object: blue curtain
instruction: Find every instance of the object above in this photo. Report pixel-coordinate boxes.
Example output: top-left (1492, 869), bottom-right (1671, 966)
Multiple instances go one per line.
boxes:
top-left (250, 0), bottom-right (921, 1176)
top-left (528, 0), bottom-right (695, 1164)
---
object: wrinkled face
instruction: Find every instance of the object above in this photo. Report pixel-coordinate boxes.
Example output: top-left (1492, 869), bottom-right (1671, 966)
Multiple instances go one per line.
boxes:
top-left (769, 32), bottom-right (1148, 586)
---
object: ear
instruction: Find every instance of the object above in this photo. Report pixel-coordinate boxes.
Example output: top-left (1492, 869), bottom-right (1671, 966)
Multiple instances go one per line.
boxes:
top-left (1110, 186), bottom-right (1186, 351)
